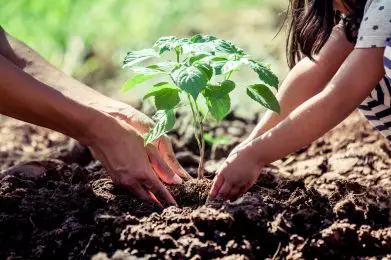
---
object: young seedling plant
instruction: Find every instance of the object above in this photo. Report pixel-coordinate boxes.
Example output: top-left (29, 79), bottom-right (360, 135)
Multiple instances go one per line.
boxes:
top-left (122, 35), bottom-right (280, 179)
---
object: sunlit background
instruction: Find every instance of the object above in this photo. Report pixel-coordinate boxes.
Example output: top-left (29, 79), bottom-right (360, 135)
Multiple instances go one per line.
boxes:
top-left (1, 0), bottom-right (289, 117)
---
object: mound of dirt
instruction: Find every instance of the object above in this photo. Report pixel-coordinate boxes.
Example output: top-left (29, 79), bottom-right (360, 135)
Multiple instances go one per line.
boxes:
top-left (0, 112), bottom-right (389, 259)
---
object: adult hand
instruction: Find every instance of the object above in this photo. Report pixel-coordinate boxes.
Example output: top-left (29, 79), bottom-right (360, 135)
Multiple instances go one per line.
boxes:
top-left (88, 101), bottom-right (191, 206)
top-left (99, 100), bottom-right (192, 182)
top-left (208, 141), bottom-right (264, 201)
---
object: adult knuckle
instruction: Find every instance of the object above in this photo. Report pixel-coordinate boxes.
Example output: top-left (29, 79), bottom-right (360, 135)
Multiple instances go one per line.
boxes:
top-left (137, 175), bottom-right (151, 184)
top-left (141, 178), bottom-right (156, 188)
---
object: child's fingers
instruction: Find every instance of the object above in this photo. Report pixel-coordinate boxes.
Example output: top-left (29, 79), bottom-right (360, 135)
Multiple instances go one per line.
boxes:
top-left (209, 174), bottom-right (224, 199)
top-left (238, 186), bottom-right (249, 197)
top-left (227, 187), bottom-right (241, 201)
top-left (216, 182), bottom-right (233, 200)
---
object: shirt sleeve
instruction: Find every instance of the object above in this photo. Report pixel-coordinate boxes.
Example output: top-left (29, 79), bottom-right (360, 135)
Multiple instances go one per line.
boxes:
top-left (355, 0), bottom-right (391, 49)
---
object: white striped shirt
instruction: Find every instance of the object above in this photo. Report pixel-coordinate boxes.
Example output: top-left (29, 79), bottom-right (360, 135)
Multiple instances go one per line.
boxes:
top-left (355, 0), bottom-right (391, 142)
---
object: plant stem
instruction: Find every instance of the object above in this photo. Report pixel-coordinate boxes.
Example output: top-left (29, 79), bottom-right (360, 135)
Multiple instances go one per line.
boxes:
top-left (194, 101), bottom-right (205, 179)
top-left (225, 70), bottom-right (233, 80)
top-left (187, 94), bottom-right (205, 179)
top-left (176, 50), bottom-right (180, 63)
top-left (187, 94), bottom-right (202, 152)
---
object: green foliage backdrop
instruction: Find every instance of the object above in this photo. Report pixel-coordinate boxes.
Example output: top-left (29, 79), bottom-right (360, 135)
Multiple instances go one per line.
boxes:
top-left (1, 0), bottom-right (277, 66)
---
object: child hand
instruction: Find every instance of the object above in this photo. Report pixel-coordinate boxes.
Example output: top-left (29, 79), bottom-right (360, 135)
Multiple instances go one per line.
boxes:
top-left (208, 142), bottom-right (264, 201)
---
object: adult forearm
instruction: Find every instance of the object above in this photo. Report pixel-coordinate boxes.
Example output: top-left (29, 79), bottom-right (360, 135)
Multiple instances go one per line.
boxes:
top-left (0, 54), bottom-right (107, 144)
top-left (0, 28), bottom-right (112, 108)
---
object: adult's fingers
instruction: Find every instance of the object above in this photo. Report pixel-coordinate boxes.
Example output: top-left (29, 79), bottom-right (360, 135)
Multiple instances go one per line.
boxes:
top-left (146, 190), bottom-right (163, 208)
top-left (164, 154), bottom-right (192, 180)
top-left (143, 178), bottom-right (177, 207)
top-left (146, 144), bottom-right (183, 185)
top-left (119, 173), bottom-right (166, 207)
top-left (209, 174), bottom-right (225, 199)
top-left (114, 176), bottom-right (164, 206)
top-left (156, 138), bottom-right (192, 180)
top-left (129, 182), bottom-right (154, 202)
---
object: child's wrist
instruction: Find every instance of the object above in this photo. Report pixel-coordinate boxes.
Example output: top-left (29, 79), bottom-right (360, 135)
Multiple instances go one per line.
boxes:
top-left (241, 140), bottom-right (267, 169)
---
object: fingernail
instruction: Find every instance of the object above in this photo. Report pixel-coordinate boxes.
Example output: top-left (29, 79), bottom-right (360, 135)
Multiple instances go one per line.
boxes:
top-left (172, 175), bottom-right (183, 185)
top-left (178, 167), bottom-right (192, 179)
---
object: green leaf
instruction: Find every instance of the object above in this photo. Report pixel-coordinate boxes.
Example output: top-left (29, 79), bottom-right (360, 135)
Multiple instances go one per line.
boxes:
top-left (214, 39), bottom-right (246, 56)
top-left (144, 83), bottom-right (179, 97)
top-left (210, 57), bottom-right (228, 75)
top-left (154, 36), bottom-right (190, 54)
top-left (122, 74), bottom-right (155, 92)
top-left (248, 60), bottom-right (279, 89)
top-left (143, 84), bottom-right (180, 110)
top-left (183, 37), bottom-right (245, 56)
top-left (247, 84), bottom-right (280, 113)
top-left (202, 80), bottom-right (233, 122)
top-left (202, 80), bottom-right (235, 98)
top-left (204, 133), bottom-right (231, 145)
top-left (125, 65), bottom-right (164, 75)
top-left (153, 62), bottom-right (178, 70)
top-left (183, 42), bottom-right (216, 54)
top-left (144, 110), bottom-right (175, 145)
top-left (154, 82), bottom-right (170, 87)
top-left (194, 62), bottom-right (213, 81)
top-left (190, 35), bottom-right (217, 43)
top-left (205, 94), bottom-right (231, 122)
top-left (154, 36), bottom-right (179, 54)
top-left (171, 65), bottom-right (209, 99)
top-left (123, 49), bottom-right (160, 67)
top-left (221, 80), bottom-right (236, 92)
top-left (222, 60), bottom-right (244, 74)
top-left (201, 56), bottom-right (226, 63)
top-left (181, 35), bottom-right (219, 54)
top-left (189, 53), bottom-right (210, 64)
top-left (147, 64), bottom-right (166, 71)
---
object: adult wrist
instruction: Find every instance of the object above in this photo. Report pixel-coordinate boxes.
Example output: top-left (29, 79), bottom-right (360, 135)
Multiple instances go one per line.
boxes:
top-left (69, 105), bottom-right (115, 147)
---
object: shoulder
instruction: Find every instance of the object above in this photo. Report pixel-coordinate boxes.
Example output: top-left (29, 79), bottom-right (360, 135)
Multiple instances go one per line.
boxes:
top-left (363, 0), bottom-right (388, 12)
top-left (356, 0), bottom-right (391, 49)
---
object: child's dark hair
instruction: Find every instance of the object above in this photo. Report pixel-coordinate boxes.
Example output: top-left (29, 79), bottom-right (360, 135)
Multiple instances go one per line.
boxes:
top-left (286, 0), bottom-right (367, 68)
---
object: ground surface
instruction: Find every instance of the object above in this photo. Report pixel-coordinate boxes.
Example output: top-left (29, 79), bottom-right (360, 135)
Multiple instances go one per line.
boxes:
top-left (0, 112), bottom-right (390, 259)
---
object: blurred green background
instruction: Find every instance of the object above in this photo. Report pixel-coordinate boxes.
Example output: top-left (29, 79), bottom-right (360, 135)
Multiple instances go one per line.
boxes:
top-left (1, 0), bottom-right (288, 115)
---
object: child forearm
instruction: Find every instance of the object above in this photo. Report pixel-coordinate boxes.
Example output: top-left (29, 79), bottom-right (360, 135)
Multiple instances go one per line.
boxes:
top-left (249, 57), bottom-right (338, 139)
top-left (248, 48), bottom-right (385, 165)
top-left (248, 25), bottom-right (354, 139)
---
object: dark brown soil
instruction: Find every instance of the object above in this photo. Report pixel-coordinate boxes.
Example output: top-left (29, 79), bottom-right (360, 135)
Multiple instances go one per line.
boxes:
top-left (0, 112), bottom-right (390, 259)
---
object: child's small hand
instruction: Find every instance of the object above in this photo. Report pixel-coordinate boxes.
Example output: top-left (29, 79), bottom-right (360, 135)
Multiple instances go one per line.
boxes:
top-left (208, 142), bottom-right (264, 201)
